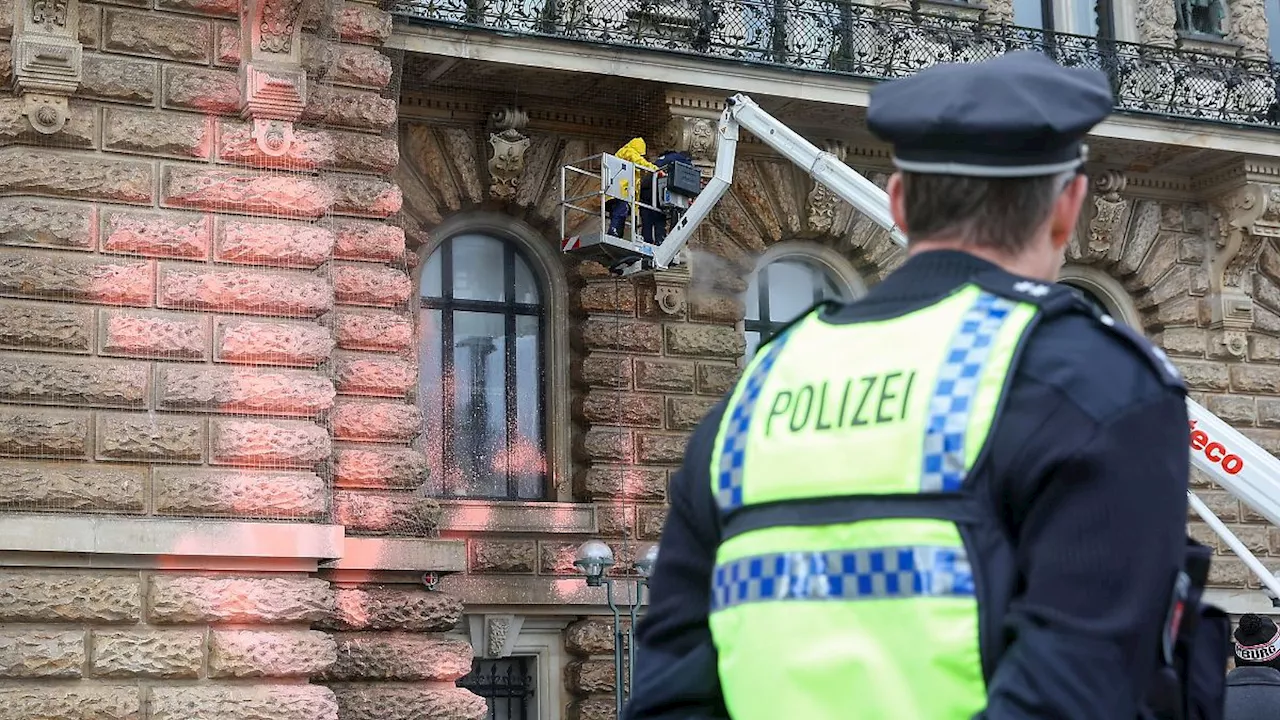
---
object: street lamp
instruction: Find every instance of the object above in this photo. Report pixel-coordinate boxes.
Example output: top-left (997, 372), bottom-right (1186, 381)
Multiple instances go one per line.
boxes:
top-left (575, 540), bottom-right (659, 716)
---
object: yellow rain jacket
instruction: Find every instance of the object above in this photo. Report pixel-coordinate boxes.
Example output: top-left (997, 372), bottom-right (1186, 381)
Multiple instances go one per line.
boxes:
top-left (616, 138), bottom-right (659, 202)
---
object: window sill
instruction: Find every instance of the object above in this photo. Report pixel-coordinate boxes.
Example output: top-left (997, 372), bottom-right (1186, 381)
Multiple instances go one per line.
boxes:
top-left (320, 536), bottom-right (466, 573)
top-left (436, 499), bottom-right (596, 535)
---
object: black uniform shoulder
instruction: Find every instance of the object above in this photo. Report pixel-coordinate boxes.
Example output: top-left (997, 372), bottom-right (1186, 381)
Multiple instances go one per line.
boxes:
top-left (972, 271), bottom-right (1185, 424)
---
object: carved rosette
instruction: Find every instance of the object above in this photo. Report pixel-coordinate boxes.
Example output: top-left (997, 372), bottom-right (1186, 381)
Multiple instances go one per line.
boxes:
top-left (487, 106), bottom-right (530, 201)
top-left (13, 0), bottom-right (83, 134)
top-left (1135, 0), bottom-right (1177, 48)
top-left (1207, 182), bottom-right (1272, 357)
top-left (239, 0), bottom-right (308, 156)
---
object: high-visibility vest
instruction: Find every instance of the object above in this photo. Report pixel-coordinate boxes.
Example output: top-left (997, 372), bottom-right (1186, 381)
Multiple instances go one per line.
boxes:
top-left (708, 279), bottom-right (1045, 719)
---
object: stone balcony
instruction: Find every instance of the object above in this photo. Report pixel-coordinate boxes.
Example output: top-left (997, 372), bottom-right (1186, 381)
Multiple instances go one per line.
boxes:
top-left (391, 0), bottom-right (1280, 129)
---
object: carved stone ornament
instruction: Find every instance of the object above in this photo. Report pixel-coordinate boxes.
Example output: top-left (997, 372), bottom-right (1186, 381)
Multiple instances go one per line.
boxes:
top-left (487, 106), bottom-right (530, 201)
top-left (259, 0), bottom-right (305, 53)
top-left (1206, 182), bottom-right (1271, 356)
top-left (13, 0), bottom-right (82, 134)
top-left (1226, 0), bottom-right (1270, 62)
top-left (806, 140), bottom-right (848, 234)
top-left (239, 64), bottom-right (306, 155)
top-left (661, 115), bottom-right (717, 165)
top-left (467, 614), bottom-right (524, 659)
top-left (1135, 0), bottom-right (1178, 48)
top-left (30, 0), bottom-right (69, 30)
top-left (1087, 170), bottom-right (1128, 258)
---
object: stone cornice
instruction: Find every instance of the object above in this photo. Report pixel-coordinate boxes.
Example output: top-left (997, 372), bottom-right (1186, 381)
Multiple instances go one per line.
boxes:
top-left (399, 92), bottom-right (649, 138)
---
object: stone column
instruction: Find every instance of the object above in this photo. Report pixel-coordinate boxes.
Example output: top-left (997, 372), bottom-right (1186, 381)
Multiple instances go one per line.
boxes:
top-left (1226, 0), bottom-right (1270, 61)
top-left (1135, 0), bottom-right (1177, 47)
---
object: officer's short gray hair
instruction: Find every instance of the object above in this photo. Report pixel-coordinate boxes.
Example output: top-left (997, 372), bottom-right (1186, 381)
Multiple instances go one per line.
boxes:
top-left (898, 170), bottom-right (1077, 255)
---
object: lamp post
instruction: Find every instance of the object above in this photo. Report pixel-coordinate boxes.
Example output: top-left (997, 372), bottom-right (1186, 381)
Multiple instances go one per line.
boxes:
top-left (574, 540), bottom-right (660, 716)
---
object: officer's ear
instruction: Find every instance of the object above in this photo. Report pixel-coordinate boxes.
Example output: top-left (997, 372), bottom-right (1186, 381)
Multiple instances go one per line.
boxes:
top-left (887, 173), bottom-right (909, 238)
top-left (1048, 173), bottom-right (1089, 251)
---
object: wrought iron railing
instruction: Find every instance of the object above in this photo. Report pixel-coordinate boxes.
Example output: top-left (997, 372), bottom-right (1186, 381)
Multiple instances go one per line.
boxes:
top-left (392, 0), bottom-right (1280, 129)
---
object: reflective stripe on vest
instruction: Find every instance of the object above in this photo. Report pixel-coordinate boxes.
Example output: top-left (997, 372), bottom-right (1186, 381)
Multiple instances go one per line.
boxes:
top-left (707, 284), bottom-right (1038, 720)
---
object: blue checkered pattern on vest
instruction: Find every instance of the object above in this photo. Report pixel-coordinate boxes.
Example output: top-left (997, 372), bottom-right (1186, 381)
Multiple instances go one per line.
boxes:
top-left (711, 546), bottom-right (975, 612)
top-left (919, 291), bottom-right (1017, 493)
top-left (715, 330), bottom-right (796, 512)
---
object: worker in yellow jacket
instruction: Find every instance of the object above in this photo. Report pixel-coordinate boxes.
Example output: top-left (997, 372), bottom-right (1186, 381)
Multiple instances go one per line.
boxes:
top-left (607, 138), bottom-right (660, 238)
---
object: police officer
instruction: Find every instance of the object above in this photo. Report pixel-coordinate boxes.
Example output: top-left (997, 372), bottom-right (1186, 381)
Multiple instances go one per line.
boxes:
top-left (624, 51), bottom-right (1227, 720)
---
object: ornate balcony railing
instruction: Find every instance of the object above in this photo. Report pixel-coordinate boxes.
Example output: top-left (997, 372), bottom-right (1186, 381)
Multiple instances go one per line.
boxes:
top-left (392, 0), bottom-right (1280, 129)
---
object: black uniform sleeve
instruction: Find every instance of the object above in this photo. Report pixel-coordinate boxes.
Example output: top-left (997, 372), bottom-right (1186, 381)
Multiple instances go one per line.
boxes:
top-left (623, 401), bottom-right (729, 720)
top-left (977, 368), bottom-right (1189, 717)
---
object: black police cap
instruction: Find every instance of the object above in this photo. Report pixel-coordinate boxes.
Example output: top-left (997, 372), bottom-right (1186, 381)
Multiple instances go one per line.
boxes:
top-left (866, 51), bottom-right (1114, 178)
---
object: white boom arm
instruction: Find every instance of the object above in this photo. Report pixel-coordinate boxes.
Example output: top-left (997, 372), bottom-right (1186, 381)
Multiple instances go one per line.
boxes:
top-left (660, 93), bottom-right (1280, 599)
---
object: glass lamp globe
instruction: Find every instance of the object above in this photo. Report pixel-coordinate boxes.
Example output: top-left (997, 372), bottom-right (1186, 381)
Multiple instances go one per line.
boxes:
top-left (635, 544), bottom-right (660, 578)
top-left (574, 540), bottom-right (615, 582)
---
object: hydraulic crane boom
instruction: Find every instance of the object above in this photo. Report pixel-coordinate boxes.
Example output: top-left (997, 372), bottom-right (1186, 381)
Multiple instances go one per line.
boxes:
top-left (648, 93), bottom-right (1280, 599)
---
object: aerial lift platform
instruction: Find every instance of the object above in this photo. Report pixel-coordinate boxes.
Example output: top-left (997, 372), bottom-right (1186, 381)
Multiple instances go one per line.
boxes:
top-left (562, 93), bottom-right (1280, 601)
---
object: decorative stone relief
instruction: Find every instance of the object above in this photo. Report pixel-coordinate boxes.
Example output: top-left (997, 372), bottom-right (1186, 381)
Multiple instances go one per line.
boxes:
top-left (238, 0), bottom-right (308, 157)
top-left (12, 0), bottom-right (83, 134)
top-left (649, 259), bottom-right (690, 316)
top-left (982, 0), bottom-right (1014, 24)
top-left (661, 90), bottom-right (724, 175)
top-left (806, 140), bottom-right (847, 235)
top-left (1207, 182), bottom-right (1272, 357)
top-left (1226, 0), bottom-right (1270, 61)
top-left (1088, 170), bottom-right (1128, 257)
top-left (466, 614), bottom-right (525, 659)
top-left (487, 106), bottom-right (530, 201)
top-left (1136, 0), bottom-right (1178, 47)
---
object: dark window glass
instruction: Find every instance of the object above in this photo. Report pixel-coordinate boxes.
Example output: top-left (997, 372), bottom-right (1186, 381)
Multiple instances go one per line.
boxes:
top-left (458, 657), bottom-right (536, 720)
top-left (420, 234), bottom-right (547, 500)
top-left (744, 256), bottom-right (850, 359)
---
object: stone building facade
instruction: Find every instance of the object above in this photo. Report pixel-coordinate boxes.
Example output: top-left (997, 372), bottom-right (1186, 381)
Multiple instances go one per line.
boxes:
top-left (2, 0), bottom-right (1280, 718)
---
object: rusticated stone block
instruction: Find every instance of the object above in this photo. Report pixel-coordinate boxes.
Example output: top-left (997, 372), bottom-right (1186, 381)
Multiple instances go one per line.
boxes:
top-left (209, 630), bottom-right (336, 678)
top-left (215, 317), bottom-right (333, 366)
top-left (569, 697), bottom-right (616, 720)
top-left (302, 38), bottom-right (392, 89)
top-left (331, 132), bottom-right (398, 175)
top-left (578, 318), bottom-right (662, 354)
top-left (153, 467), bottom-right (325, 518)
top-left (668, 396), bottom-right (718, 431)
top-left (0, 98), bottom-right (91, 148)
top-left (217, 121), bottom-right (335, 170)
top-left (578, 466), bottom-right (667, 501)
top-left (579, 282), bottom-right (637, 315)
top-left (104, 108), bottom-right (210, 160)
top-left (665, 324), bottom-right (744, 359)
top-left (334, 311), bottom-right (413, 352)
top-left (0, 148), bottom-right (153, 204)
top-left (97, 412), bottom-right (205, 463)
top-left (333, 264), bottom-right (412, 307)
top-left (1206, 394), bottom-right (1257, 426)
top-left (148, 685), bottom-right (338, 720)
top-left (330, 174), bottom-right (402, 218)
top-left (334, 352), bottom-right (416, 397)
top-left (0, 408), bottom-right (89, 458)
top-left (0, 198), bottom-right (95, 250)
top-left (0, 686), bottom-right (140, 720)
top-left (91, 629), bottom-right (203, 678)
top-left (322, 586), bottom-right (461, 632)
top-left (81, 53), bottom-right (157, 105)
top-left (215, 217), bottom-right (335, 268)
top-left (1232, 365), bottom-right (1280, 394)
top-left (157, 0), bottom-right (237, 17)
top-left (579, 392), bottom-right (664, 428)
top-left (333, 447), bottom-right (427, 489)
top-left (302, 86), bottom-right (396, 131)
top-left (698, 363), bottom-right (739, 395)
top-left (214, 23), bottom-right (237, 66)
top-left (331, 402), bottom-right (422, 442)
top-left (163, 166), bottom-right (334, 217)
top-left (581, 427), bottom-right (632, 462)
top-left (0, 459), bottom-right (145, 511)
top-left (566, 618), bottom-right (613, 654)
top-left (157, 365), bottom-right (335, 416)
top-left (158, 265), bottom-right (331, 317)
top-left (211, 418), bottom-right (330, 468)
top-left (101, 309), bottom-right (208, 360)
top-left (568, 659), bottom-right (616, 693)
top-left (0, 630), bottom-right (84, 677)
top-left (104, 9), bottom-right (210, 63)
top-left (577, 354), bottom-right (632, 389)
top-left (0, 355), bottom-right (147, 408)
top-left (0, 572), bottom-right (140, 622)
top-left (638, 505), bottom-right (667, 539)
top-left (148, 575), bottom-right (335, 624)
top-left (334, 220), bottom-right (404, 262)
top-left (595, 504), bottom-right (634, 536)
top-left (329, 685), bottom-right (486, 720)
top-left (634, 360), bottom-right (694, 392)
top-left (0, 300), bottom-right (91, 353)
top-left (162, 66), bottom-right (239, 114)
top-left (102, 209), bottom-right (210, 259)
top-left (79, 6), bottom-right (99, 45)
top-left (0, 249), bottom-right (153, 305)
top-left (324, 633), bottom-right (471, 681)
top-left (689, 292), bottom-right (745, 324)
top-left (338, 3), bottom-right (392, 43)
top-left (332, 490), bottom-right (441, 536)
top-left (635, 432), bottom-right (687, 464)
top-left (469, 540), bottom-right (537, 574)
top-left (1173, 360), bottom-right (1230, 391)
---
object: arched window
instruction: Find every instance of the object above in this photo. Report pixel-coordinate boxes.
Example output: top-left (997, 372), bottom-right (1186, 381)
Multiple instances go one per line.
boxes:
top-left (420, 232), bottom-right (547, 500)
top-left (743, 244), bottom-right (863, 360)
top-left (1057, 265), bottom-right (1143, 330)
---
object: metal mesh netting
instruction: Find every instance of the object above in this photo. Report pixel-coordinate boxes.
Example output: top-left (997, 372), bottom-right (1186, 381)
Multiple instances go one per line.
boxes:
top-left (392, 0), bottom-right (1280, 128)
